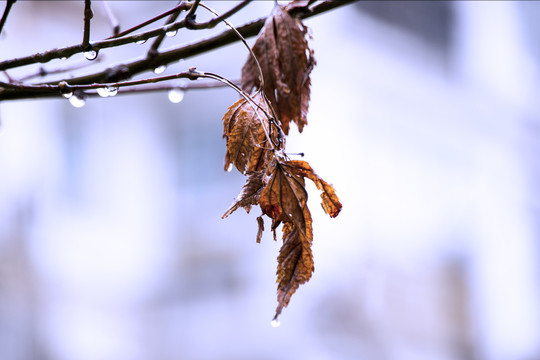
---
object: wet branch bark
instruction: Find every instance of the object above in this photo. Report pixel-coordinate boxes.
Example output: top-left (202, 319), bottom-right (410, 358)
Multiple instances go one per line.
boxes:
top-left (0, 0), bottom-right (356, 102)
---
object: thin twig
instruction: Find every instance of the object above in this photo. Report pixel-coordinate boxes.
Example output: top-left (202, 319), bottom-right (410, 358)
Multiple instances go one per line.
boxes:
top-left (198, 2), bottom-right (265, 90)
top-left (2, 70), bottom-right (14, 83)
top-left (0, 69), bottom-right (201, 94)
top-left (0, 19), bottom-right (190, 71)
top-left (16, 57), bottom-right (104, 82)
top-left (109, 1), bottom-right (190, 39)
top-left (82, 0), bottom-right (93, 50)
top-left (0, 0), bottom-right (16, 35)
top-left (188, 0), bottom-right (252, 30)
top-left (148, 1), bottom-right (184, 57)
top-left (90, 79), bottom-right (237, 96)
top-left (184, 0), bottom-right (201, 28)
top-left (0, 69), bottom-right (236, 102)
top-left (102, 2), bottom-right (120, 36)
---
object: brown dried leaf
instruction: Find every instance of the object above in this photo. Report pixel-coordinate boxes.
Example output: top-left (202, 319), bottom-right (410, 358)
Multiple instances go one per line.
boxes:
top-left (259, 161), bottom-right (308, 237)
top-left (274, 206), bottom-right (313, 319)
top-left (222, 92), bottom-right (277, 173)
top-left (256, 216), bottom-right (265, 243)
top-left (241, 5), bottom-right (315, 135)
top-left (222, 170), bottom-right (265, 218)
top-left (282, 160), bottom-right (342, 218)
top-left (258, 160), bottom-right (316, 318)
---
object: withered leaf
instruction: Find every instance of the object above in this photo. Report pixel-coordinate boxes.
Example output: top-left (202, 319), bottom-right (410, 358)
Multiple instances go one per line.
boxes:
top-left (259, 160), bottom-right (308, 237)
top-left (274, 206), bottom-right (313, 320)
top-left (282, 160), bottom-right (342, 218)
top-left (241, 5), bottom-right (315, 135)
top-left (256, 216), bottom-right (265, 243)
top-left (222, 92), bottom-right (278, 173)
top-left (222, 170), bottom-right (265, 218)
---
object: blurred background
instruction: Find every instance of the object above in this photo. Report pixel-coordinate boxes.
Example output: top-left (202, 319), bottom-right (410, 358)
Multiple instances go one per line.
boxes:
top-left (1, 1), bottom-right (540, 359)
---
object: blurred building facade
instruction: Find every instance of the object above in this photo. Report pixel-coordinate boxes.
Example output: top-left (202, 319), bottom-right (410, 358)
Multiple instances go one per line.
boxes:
top-left (0, 1), bottom-right (539, 360)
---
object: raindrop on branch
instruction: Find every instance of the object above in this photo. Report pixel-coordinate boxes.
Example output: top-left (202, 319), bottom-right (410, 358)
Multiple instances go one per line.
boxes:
top-left (83, 49), bottom-right (98, 61)
top-left (69, 94), bottom-right (86, 108)
top-left (154, 65), bottom-right (166, 74)
top-left (97, 86), bottom-right (118, 97)
top-left (96, 87), bottom-right (109, 97)
top-left (166, 29), bottom-right (177, 37)
top-left (168, 88), bottom-right (185, 103)
top-left (227, 163), bottom-right (233, 172)
top-left (136, 39), bottom-right (147, 45)
top-left (107, 87), bottom-right (118, 96)
top-left (61, 91), bottom-right (74, 99)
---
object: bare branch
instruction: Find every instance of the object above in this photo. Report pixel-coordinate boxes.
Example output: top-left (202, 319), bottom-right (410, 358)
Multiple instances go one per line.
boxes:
top-left (0, 18), bottom-right (190, 72)
top-left (187, 0), bottom-right (252, 30)
top-left (0, 0), bottom-right (16, 35)
top-left (0, 69), bottom-right (234, 101)
top-left (92, 79), bottom-right (237, 96)
top-left (148, 1), bottom-right (185, 57)
top-left (16, 57), bottom-right (104, 82)
top-left (0, 0), bottom-right (356, 101)
top-left (82, 0), bottom-right (93, 50)
top-left (102, 2), bottom-right (120, 36)
top-left (109, 1), bottom-right (190, 39)
top-left (184, 0), bottom-right (201, 29)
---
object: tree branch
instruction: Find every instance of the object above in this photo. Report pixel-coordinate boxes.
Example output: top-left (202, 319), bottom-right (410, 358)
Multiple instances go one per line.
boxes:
top-left (148, 1), bottom-right (186, 58)
top-left (102, 2), bottom-right (120, 36)
top-left (82, 0), bottom-right (93, 50)
top-left (0, 0), bottom-right (356, 102)
top-left (186, 0), bottom-right (252, 30)
top-left (0, 0), bottom-right (16, 35)
top-left (109, 1), bottom-right (191, 40)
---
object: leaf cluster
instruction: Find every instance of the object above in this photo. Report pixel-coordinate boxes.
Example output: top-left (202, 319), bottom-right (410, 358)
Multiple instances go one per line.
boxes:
top-left (221, 3), bottom-right (341, 321)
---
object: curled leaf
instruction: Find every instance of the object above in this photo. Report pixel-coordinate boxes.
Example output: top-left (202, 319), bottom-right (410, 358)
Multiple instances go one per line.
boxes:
top-left (282, 160), bottom-right (342, 218)
top-left (222, 170), bottom-right (265, 218)
top-left (222, 92), bottom-right (279, 173)
top-left (241, 5), bottom-right (315, 135)
top-left (259, 160), bottom-right (308, 237)
top-left (274, 206), bottom-right (313, 320)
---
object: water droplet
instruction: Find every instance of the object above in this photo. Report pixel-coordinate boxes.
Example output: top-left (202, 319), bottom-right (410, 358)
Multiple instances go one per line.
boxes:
top-left (83, 49), bottom-right (98, 61)
top-left (168, 88), bottom-right (184, 103)
top-left (60, 56), bottom-right (68, 61)
top-left (270, 319), bottom-right (280, 328)
top-left (69, 94), bottom-right (86, 108)
top-left (106, 86), bottom-right (118, 96)
top-left (227, 163), bottom-right (233, 172)
top-left (136, 39), bottom-right (147, 45)
top-left (96, 86), bottom-right (118, 97)
top-left (166, 29), bottom-right (177, 37)
top-left (62, 91), bottom-right (73, 99)
top-left (153, 65), bottom-right (166, 74)
top-left (96, 87), bottom-right (109, 97)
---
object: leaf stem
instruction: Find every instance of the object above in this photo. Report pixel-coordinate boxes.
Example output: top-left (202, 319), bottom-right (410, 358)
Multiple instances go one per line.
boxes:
top-left (197, 2), bottom-right (265, 90)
